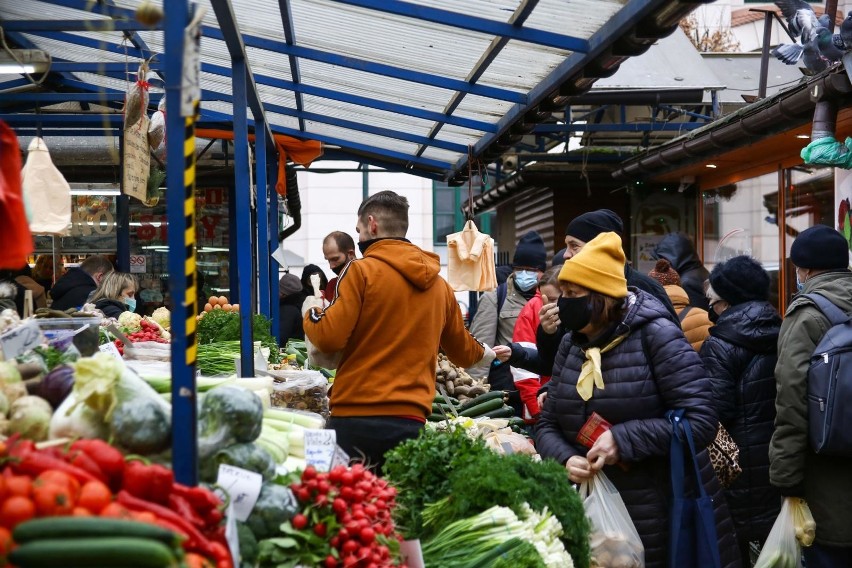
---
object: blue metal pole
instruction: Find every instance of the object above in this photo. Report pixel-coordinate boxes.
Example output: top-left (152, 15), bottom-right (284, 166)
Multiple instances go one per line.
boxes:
top-left (256, 125), bottom-right (271, 319)
top-left (232, 58), bottom-right (255, 378)
top-left (268, 155), bottom-right (280, 343)
top-left (116, 136), bottom-right (130, 273)
top-left (164, 0), bottom-right (197, 485)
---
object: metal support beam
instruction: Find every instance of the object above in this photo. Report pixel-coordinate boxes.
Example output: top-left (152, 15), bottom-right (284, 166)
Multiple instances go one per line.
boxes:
top-left (268, 157), bottom-right (280, 342)
top-left (116, 137), bottom-right (130, 273)
top-left (329, 0), bottom-right (590, 52)
top-left (1, 19), bottom-right (160, 32)
top-left (256, 120), bottom-right (272, 319)
top-left (232, 58), bottom-right (255, 378)
top-left (415, 0), bottom-right (538, 158)
top-left (278, 0), bottom-right (305, 131)
top-left (164, 0), bottom-right (197, 486)
top-left (209, 0), bottom-right (276, 148)
top-left (533, 122), bottom-right (706, 133)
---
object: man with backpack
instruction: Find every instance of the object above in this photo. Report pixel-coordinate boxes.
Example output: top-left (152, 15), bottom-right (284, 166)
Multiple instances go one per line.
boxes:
top-left (770, 225), bottom-right (852, 567)
top-left (467, 231), bottom-right (547, 415)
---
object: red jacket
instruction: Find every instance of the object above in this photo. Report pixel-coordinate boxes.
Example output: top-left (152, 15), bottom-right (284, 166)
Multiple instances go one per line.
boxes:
top-left (512, 291), bottom-right (550, 423)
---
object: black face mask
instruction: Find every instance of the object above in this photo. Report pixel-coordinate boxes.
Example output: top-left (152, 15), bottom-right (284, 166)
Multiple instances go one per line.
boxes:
top-left (557, 296), bottom-right (591, 331)
top-left (331, 263), bottom-right (344, 276)
top-left (358, 239), bottom-right (378, 255)
top-left (708, 306), bottom-right (720, 324)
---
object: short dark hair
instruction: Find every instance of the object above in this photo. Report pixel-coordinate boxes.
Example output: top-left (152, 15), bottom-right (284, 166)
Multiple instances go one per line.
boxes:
top-left (324, 231), bottom-right (356, 253)
top-left (80, 255), bottom-right (114, 277)
top-left (587, 290), bottom-right (626, 328)
top-left (357, 191), bottom-right (409, 236)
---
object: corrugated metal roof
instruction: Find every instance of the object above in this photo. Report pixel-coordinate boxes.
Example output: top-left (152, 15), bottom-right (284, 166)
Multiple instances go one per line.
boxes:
top-left (1, 0), bottom-right (709, 179)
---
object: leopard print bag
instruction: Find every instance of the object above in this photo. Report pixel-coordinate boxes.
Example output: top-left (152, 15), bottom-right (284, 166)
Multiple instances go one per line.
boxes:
top-left (709, 423), bottom-right (741, 488)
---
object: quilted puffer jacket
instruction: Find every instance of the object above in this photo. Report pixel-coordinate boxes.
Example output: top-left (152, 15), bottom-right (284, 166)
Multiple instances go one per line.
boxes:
top-left (700, 300), bottom-right (781, 549)
top-left (535, 289), bottom-right (741, 568)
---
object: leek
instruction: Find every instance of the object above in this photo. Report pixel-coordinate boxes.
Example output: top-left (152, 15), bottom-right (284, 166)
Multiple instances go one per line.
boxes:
top-left (263, 407), bottom-right (324, 429)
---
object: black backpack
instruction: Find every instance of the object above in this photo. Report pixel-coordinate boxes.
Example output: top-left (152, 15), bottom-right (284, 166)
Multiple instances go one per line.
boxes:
top-left (802, 293), bottom-right (852, 456)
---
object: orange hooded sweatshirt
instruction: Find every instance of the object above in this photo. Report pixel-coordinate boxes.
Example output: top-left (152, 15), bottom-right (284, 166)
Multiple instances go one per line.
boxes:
top-left (304, 239), bottom-right (487, 419)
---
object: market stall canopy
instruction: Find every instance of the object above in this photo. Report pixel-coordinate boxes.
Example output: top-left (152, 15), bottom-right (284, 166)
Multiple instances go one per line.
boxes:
top-left (1, 0), bottom-right (709, 182)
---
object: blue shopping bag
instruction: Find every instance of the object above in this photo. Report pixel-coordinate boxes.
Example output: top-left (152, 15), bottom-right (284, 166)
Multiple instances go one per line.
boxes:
top-left (667, 409), bottom-right (721, 568)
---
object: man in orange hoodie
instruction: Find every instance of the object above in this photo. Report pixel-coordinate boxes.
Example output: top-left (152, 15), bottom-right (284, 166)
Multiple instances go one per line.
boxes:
top-left (303, 190), bottom-right (495, 472)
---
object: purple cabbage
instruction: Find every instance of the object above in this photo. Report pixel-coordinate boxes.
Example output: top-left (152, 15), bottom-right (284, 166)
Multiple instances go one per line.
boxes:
top-left (39, 364), bottom-right (75, 409)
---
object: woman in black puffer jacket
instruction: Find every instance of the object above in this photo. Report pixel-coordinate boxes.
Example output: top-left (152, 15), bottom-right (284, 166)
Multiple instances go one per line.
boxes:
top-left (531, 232), bottom-right (741, 568)
top-left (701, 256), bottom-right (782, 565)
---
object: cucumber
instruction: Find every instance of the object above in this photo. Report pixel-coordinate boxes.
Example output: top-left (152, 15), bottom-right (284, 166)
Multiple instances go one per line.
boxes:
top-left (482, 405), bottom-right (516, 419)
top-left (9, 537), bottom-right (179, 567)
top-left (431, 403), bottom-right (456, 415)
top-left (507, 417), bottom-right (526, 428)
top-left (427, 414), bottom-right (447, 422)
top-left (459, 397), bottom-right (504, 417)
top-left (457, 390), bottom-right (505, 412)
top-left (13, 517), bottom-right (182, 548)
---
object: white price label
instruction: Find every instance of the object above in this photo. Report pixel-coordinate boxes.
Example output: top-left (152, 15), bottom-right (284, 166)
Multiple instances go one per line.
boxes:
top-left (330, 445), bottom-right (350, 469)
top-left (98, 341), bottom-right (123, 360)
top-left (216, 464), bottom-right (263, 522)
top-left (0, 320), bottom-right (42, 359)
top-left (181, 18), bottom-right (202, 116)
top-left (304, 429), bottom-right (337, 472)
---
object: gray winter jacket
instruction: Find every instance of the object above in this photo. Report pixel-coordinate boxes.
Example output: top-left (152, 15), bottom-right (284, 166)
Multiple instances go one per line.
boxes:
top-left (467, 275), bottom-right (530, 378)
top-left (770, 270), bottom-right (852, 546)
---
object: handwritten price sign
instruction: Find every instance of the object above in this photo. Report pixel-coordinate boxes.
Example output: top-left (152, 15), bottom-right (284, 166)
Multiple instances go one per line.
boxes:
top-left (0, 321), bottom-right (43, 359)
top-left (304, 429), bottom-right (337, 472)
top-left (216, 464), bottom-right (263, 522)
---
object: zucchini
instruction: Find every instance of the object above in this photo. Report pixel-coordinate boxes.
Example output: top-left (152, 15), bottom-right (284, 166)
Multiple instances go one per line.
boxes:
top-left (433, 393), bottom-right (459, 405)
top-left (482, 405), bottom-right (516, 419)
top-left (9, 537), bottom-right (179, 567)
top-left (459, 397), bottom-right (504, 417)
top-left (457, 390), bottom-right (505, 412)
top-left (13, 517), bottom-right (182, 548)
top-left (427, 414), bottom-right (447, 422)
top-left (431, 403), bottom-right (456, 415)
top-left (507, 417), bottom-right (526, 428)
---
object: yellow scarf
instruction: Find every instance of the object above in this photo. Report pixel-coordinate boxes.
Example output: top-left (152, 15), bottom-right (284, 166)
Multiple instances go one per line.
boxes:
top-left (576, 334), bottom-right (626, 401)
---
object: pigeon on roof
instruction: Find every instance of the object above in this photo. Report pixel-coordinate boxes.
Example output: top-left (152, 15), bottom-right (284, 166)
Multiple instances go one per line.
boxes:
top-left (840, 11), bottom-right (852, 48)
top-left (816, 27), bottom-right (846, 62)
top-left (775, 0), bottom-right (828, 43)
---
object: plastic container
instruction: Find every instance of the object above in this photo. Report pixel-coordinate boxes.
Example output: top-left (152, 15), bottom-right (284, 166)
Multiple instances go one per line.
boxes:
top-left (270, 369), bottom-right (329, 417)
top-left (35, 317), bottom-right (102, 357)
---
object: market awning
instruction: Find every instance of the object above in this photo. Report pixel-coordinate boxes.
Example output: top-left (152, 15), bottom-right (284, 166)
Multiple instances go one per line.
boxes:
top-left (2, 0), bottom-right (710, 182)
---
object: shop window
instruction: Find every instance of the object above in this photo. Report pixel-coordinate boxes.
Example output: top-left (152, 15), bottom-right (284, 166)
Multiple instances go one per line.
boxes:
top-left (703, 172), bottom-right (782, 309)
top-left (629, 185), bottom-right (698, 274)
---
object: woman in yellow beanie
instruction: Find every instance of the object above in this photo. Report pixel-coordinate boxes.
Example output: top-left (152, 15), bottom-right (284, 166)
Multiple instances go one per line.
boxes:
top-left (535, 232), bottom-right (741, 568)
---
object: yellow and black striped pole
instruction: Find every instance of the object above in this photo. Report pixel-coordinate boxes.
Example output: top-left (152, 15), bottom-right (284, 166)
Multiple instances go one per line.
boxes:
top-left (184, 100), bottom-right (199, 368)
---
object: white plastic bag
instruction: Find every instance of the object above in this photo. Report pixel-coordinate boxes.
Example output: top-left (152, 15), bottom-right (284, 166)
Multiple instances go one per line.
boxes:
top-left (580, 471), bottom-right (645, 568)
top-left (753, 498), bottom-right (805, 568)
top-left (21, 138), bottom-right (71, 235)
top-left (303, 273), bottom-right (342, 369)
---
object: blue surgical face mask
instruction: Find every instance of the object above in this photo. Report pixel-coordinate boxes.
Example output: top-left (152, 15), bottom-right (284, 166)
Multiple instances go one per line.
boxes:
top-left (796, 269), bottom-right (806, 292)
top-left (124, 297), bottom-right (137, 312)
top-left (514, 270), bottom-right (538, 291)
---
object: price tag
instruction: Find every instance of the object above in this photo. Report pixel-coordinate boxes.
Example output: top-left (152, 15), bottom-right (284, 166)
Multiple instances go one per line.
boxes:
top-left (98, 341), bottom-right (123, 360)
top-left (0, 320), bottom-right (43, 359)
top-left (304, 429), bottom-right (337, 472)
top-left (224, 502), bottom-right (240, 568)
top-left (330, 445), bottom-right (350, 469)
top-left (216, 464), bottom-right (263, 522)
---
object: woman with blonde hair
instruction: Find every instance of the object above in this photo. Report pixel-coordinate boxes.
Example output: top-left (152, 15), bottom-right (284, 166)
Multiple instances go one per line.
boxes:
top-left (90, 272), bottom-right (138, 318)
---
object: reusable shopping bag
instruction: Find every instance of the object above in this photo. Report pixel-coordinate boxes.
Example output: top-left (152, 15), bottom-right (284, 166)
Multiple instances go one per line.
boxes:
top-left (753, 497), bottom-right (814, 568)
top-left (21, 137), bottom-right (71, 236)
top-left (579, 470), bottom-right (644, 568)
top-left (666, 409), bottom-right (721, 568)
top-left (446, 220), bottom-right (497, 292)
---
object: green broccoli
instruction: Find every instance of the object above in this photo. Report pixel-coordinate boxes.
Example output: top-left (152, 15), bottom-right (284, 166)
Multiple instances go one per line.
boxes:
top-left (200, 442), bottom-right (275, 482)
top-left (197, 386), bottom-right (263, 460)
top-left (245, 483), bottom-right (299, 540)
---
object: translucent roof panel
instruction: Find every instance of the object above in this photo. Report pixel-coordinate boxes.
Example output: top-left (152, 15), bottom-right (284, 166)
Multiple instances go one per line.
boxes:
top-left (4, 0), bottom-right (696, 179)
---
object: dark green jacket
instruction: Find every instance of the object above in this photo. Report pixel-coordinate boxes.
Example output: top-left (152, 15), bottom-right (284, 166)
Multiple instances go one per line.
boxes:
top-left (770, 270), bottom-right (852, 546)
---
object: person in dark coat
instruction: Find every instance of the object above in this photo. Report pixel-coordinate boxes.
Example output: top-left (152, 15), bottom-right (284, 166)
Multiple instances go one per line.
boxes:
top-left (278, 273), bottom-right (307, 343)
top-left (700, 256), bottom-right (781, 565)
top-left (49, 255), bottom-right (114, 311)
top-left (528, 232), bottom-right (741, 568)
top-left (653, 232), bottom-right (710, 310)
top-left (300, 264), bottom-right (329, 298)
top-left (90, 271), bottom-right (138, 319)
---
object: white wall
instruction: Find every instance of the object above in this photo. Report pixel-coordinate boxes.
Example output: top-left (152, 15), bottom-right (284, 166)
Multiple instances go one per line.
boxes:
top-left (281, 161), bottom-right (435, 280)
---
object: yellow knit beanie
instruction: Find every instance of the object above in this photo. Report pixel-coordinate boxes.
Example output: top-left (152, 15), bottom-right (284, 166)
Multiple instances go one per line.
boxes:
top-left (558, 232), bottom-right (628, 298)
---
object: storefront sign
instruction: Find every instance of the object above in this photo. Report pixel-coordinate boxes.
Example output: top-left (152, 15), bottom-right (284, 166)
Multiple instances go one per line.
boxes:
top-left (123, 115), bottom-right (151, 202)
top-left (129, 255), bottom-right (147, 273)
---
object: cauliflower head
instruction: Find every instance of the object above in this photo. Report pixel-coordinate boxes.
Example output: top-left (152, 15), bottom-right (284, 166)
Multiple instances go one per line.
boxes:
top-left (151, 307), bottom-right (171, 331)
top-left (117, 311), bottom-right (142, 333)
